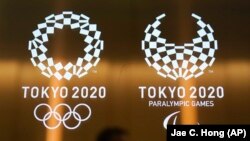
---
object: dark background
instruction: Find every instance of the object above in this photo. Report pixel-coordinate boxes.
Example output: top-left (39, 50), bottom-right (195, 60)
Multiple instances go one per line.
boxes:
top-left (0, 0), bottom-right (249, 141)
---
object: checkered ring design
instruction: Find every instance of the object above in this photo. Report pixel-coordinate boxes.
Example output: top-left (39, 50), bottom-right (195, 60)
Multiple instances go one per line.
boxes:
top-left (142, 13), bottom-right (218, 80)
top-left (28, 11), bottom-right (104, 80)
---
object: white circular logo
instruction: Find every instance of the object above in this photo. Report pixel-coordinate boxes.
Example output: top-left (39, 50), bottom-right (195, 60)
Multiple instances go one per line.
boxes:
top-left (142, 13), bottom-right (218, 80)
top-left (28, 11), bottom-right (104, 80)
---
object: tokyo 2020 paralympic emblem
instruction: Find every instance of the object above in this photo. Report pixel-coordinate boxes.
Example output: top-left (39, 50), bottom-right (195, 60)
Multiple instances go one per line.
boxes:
top-left (142, 13), bottom-right (218, 80)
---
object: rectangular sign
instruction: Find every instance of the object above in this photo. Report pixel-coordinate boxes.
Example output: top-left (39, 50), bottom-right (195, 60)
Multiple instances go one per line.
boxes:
top-left (167, 125), bottom-right (249, 141)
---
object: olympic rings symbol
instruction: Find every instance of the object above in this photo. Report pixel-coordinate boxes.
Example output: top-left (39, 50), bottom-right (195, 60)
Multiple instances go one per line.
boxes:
top-left (34, 103), bottom-right (91, 130)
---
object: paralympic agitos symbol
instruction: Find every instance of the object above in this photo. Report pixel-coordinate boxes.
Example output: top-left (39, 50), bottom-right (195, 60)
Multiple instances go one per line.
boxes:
top-left (142, 13), bottom-right (218, 80)
top-left (163, 111), bottom-right (199, 129)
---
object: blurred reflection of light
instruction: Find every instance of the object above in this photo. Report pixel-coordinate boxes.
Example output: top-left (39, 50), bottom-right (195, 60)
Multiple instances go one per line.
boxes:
top-left (0, 59), bottom-right (249, 140)
top-left (177, 0), bottom-right (198, 124)
top-left (0, 60), bottom-right (19, 90)
top-left (46, 78), bottom-right (64, 141)
top-left (0, 60), bottom-right (249, 89)
top-left (224, 61), bottom-right (250, 86)
top-left (179, 79), bottom-right (198, 124)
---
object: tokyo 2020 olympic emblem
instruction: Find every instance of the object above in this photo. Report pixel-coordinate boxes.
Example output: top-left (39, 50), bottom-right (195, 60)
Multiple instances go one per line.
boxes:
top-left (28, 11), bottom-right (104, 80)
